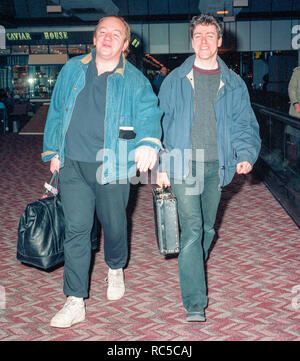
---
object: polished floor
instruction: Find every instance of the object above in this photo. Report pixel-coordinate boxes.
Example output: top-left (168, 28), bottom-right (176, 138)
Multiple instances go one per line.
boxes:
top-left (0, 134), bottom-right (299, 341)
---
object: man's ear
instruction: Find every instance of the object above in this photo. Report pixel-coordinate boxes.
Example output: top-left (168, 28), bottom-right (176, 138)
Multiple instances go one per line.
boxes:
top-left (218, 37), bottom-right (223, 48)
top-left (123, 39), bottom-right (129, 53)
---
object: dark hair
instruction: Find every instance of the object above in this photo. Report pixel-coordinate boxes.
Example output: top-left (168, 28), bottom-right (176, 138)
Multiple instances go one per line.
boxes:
top-left (190, 14), bottom-right (224, 39)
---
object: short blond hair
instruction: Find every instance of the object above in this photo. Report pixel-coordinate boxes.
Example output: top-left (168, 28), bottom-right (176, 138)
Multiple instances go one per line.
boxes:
top-left (94, 15), bottom-right (131, 55)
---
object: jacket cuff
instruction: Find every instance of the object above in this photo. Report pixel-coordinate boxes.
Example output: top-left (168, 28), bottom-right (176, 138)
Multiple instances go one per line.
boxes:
top-left (236, 154), bottom-right (255, 167)
top-left (136, 138), bottom-right (162, 152)
top-left (41, 150), bottom-right (58, 162)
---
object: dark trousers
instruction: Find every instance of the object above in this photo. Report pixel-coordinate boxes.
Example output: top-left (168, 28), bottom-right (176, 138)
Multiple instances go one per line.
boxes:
top-left (171, 161), bottom-right (221, 314)
top-left (59, 158), bottom-right (130, 298)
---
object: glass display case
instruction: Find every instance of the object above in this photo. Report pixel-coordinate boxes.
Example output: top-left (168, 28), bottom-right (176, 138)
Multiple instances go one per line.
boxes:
top-left (27, 65), bottom-right (62, 98)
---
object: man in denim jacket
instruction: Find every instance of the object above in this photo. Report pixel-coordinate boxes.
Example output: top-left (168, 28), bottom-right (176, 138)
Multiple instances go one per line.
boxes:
top-left (42, 16), bottom-right (162, 328)
top-left (157, 14), bottom-right (261, 322)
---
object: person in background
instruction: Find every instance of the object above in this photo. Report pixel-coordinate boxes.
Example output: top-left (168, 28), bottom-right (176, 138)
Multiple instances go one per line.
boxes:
top-left (156, 14), bottom-right (261, 323)
top-left (288, 66), bottom-right (300, 119)
top-left (286, 66), bottom-right (300, 168)
top-left (42, 15), bottom-right (162, 328)
top-left (152, 66), bottom-right (168, 94)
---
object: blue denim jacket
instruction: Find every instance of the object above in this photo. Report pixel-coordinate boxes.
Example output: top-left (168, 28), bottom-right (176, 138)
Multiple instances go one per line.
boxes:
top-left (159, 55), bottom-right (261, 188)
top-left (42, 50), bottom-right (162, 184)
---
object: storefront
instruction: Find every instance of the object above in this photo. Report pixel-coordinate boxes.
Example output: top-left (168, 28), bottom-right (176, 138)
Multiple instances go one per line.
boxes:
top-left (0, 28), bottom-right (94, 99)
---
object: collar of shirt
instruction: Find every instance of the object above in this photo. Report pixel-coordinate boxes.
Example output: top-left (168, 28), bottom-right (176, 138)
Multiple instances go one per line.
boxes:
top-left (192, 61), bottom-right (220, 75)
top-left (89, 52), bottom-right (123, 77)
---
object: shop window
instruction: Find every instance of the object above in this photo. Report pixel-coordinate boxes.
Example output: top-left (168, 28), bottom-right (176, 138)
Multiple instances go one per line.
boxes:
top-left (28, 65), bottom-right (63, 98)
top-left (30, 45), bottom-right (49, 54)
top-left (11, 45), bottom-right (29, 55)
top-left (68, 44), bottom-right (87, 55)
top-left (0, 47), bottom-right (11, 55)
top-left (0, 66), bottom-right (12, 91)
top-left (12, 65), bottom-right (29, 99)
top-left (49, 45), bottom-right (67, 54)
top-left (87, 44), bottom-right (94, 53)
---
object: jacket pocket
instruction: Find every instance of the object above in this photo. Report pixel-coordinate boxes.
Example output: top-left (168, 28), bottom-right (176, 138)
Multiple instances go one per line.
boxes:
top-left (119, 126), bottom-right (136, 140)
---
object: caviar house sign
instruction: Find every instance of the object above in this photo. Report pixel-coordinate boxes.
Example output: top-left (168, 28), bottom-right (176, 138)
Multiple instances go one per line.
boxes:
top-left (43, 31), bottom-right (68, 40)
top-left (5, 30), bottom-right (93, 45)
top-left (7, 32), bottom-right (32, 41)
top-left (6, 31), bottom-right (69, 41)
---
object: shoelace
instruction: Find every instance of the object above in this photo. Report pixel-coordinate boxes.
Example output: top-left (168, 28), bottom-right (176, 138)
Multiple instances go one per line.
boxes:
top-left (62, 298), bottom-right (83, 312)
top-left (105, 273), bottom-right (124, 287)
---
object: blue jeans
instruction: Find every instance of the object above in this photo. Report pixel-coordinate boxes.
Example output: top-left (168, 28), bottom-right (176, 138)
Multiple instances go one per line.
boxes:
top-left (171, 161), bottom-right (221, 315)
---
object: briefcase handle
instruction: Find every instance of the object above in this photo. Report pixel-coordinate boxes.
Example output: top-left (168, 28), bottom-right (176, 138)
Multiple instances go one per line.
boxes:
top-left (153, 186), bottom-right (174, 200)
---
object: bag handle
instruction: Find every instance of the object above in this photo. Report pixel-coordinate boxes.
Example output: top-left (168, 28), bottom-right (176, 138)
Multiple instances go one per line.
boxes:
top-left (43, 171), bottom-right (59, 196)
top-left (49, 170), bottom-right (57, 184)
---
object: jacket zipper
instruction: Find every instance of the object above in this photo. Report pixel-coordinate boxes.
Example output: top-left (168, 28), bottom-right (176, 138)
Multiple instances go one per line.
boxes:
top-left (184, 71), bottom-right (194, 179)
top-left (216, 76), bottom-right (226, 189)
top-left (100, 73), bottom-right (111, 183)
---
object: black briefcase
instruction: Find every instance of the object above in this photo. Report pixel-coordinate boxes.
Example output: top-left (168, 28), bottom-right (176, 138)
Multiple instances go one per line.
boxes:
top-left (17, 172), bottom-right (98, 270)
top-left (152, 187), bottom-right (180, 256)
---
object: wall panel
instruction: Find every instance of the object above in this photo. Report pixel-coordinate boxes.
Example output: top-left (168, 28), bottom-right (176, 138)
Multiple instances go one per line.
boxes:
top-left (236, 21), bottom-right (250, 51)
top-left (170, 23), bottom-right (189, 53)
top-left (250, 20), bottom-right (271, 51)
top-left (149, 23), bottom-right (169, 54)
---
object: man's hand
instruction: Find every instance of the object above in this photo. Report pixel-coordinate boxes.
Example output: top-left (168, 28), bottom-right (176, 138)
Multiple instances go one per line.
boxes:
top-left (236, 161), bottom-right (252, 175)
top-left (294, 103), bottom-right (300, 113)
top-left (156, 172), bottom-right (171, 188)
top-left (135, 146), bottom-right (158, 172)
top-left (50, 156), bottom-right (60, 174)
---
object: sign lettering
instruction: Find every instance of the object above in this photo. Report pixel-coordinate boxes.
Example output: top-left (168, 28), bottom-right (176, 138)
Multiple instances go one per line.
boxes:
top-left (6, 32), bottom-right (31, 41)
top-left (43, 31), bottom-right (68, 40)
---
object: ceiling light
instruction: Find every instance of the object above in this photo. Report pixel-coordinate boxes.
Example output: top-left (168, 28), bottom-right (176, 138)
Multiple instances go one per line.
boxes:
top-left (46, 5), bottom-right (62, 13)
top-left (223, 16), bottom-right (236, 22)
top-left (233, 0), bottom-right (248, 7)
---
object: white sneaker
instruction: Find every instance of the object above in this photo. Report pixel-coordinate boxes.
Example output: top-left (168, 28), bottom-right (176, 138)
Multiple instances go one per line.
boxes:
top-left (50, 296), bottom-right (85, 328)
top-left (106, 268), bottom-right (125, 301)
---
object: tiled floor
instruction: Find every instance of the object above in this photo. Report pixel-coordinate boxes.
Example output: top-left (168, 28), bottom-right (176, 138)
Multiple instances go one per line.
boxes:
top-left (0, 134), bottom-right (299, 341)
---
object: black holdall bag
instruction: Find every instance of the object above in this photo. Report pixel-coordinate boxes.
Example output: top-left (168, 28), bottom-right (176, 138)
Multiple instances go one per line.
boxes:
top-left (152, 186), bottom-right (180, 256)
top-left (17, 171), bottom-right (98, 270)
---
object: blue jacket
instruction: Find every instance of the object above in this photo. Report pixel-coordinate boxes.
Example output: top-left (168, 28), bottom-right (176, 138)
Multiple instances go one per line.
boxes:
top-left (158, 55), bottom-right (261, 188)
top-left (42, 50), bottom-right (163, 184)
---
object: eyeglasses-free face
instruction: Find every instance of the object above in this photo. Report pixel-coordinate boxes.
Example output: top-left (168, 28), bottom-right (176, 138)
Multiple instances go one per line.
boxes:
top-left (93, 17), bottom-right (129, 63)
top-left (192, 23), bottom-right (222, 67)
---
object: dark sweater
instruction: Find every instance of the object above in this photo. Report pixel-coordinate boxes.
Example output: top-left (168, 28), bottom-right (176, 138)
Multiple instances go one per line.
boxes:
top-left (191, 64), bottom-right (220, 162)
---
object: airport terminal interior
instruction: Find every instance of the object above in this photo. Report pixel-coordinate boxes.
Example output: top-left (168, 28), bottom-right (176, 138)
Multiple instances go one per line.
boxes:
top-left (0, 0), bottom-right (299, 342)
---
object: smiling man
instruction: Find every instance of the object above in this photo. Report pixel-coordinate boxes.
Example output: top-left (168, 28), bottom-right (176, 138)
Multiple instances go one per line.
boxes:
top-left (156, 14), bottom-right (261, 322)
top-left (42, 16), bottom-right (162, 328)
